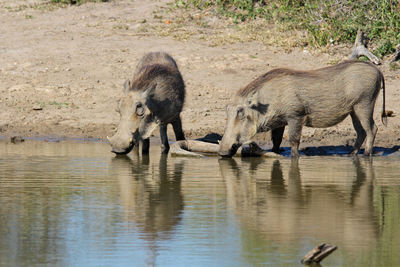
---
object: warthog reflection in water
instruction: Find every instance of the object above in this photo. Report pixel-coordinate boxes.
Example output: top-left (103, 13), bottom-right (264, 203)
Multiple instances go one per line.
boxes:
top-left (110, 155), bottom-right (184, 240)
top-left (218, 157), bottom-right (378, 251)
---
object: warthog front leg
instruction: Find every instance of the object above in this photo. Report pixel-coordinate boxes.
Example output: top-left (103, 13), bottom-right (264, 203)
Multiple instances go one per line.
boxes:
top-left (271, 127), bottom-right (285, 154)
top-left (142, 138), bottom-right (150, 154)
top-left (288, 119), bottom-right (302, 157)
top-left (172, 117), bottom-right (185, 141)
top-left (160, 124), bottom-right (170, 154)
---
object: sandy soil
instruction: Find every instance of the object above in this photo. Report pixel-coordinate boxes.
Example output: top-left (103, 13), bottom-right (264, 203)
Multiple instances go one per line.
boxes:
top-left (1, 0), bottom-right (399, 150)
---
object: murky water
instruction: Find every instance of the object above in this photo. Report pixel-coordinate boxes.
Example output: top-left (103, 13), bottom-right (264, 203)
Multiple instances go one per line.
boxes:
top-left (1, 140), bottom-right (399, 266)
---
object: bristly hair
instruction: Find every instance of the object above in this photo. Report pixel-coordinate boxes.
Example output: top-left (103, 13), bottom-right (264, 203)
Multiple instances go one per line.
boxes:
top-left (129, 64), bottom-right (180, 91)
top-left (237, 60), bottom-right (375, 97)
top-left (237, 68), bottom-right (313, 97)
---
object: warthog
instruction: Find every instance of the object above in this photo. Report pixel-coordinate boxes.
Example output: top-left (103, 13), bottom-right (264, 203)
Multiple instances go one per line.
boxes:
top-left (108, 52), bottom-right (185, 154)
top-left (218, 60), bottom-right (387, 157)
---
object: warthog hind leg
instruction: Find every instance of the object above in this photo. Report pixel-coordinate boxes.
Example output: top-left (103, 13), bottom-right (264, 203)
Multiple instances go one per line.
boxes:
top-left (352, 104), bottom-right (378, 156)
top-left (362, 119), bottom-right (377, 156)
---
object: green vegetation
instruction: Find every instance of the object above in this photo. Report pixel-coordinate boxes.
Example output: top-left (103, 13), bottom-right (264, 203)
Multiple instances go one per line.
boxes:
top-left (48, 101), bottom-right (70, 109)
top-left (176, 0), bottom-right (400, 56)
top-left (34, 101), bottom-right (78, 109)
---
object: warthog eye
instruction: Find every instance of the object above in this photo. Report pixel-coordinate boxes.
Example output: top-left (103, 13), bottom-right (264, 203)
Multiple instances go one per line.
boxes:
top-left (136, 102), bottom-right (145, 116)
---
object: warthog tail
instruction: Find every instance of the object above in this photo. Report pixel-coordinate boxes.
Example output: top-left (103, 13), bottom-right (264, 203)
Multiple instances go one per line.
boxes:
top-left (381, 73), bottom-right (388, 126)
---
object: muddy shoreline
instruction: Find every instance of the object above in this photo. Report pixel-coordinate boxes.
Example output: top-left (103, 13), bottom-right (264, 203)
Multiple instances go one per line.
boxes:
top-left (2, 135), bottom-right (400, 158)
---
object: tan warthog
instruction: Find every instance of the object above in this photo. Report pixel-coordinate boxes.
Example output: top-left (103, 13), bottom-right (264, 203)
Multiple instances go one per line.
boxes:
top-left (108, 52), bottom-right (185, 154)
top-left (218, 60), bottom-right (387, 157)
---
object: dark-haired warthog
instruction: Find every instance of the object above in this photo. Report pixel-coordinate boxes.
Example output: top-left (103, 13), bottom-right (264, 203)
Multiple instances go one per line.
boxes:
top-left (108, 52), bottom-right (185, 154)
top-left (218, 60), bottom-right (387, 158)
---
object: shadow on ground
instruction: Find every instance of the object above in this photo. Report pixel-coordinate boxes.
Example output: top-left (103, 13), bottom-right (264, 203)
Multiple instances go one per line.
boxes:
top-left (276, 145), bottom-right (400, 157)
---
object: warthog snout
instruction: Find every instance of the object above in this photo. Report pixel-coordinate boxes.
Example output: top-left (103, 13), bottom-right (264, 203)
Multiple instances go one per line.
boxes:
top-left (108, 135), bottom-right (135, 155)
top-left (218, 143), bottom-right (240, 158)
top-left (218, 104), bottom-right (258, 158)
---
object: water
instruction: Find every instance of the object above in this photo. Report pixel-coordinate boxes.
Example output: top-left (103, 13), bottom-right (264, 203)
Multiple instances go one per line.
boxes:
top-left (0, 140), bottom-right (399, 266)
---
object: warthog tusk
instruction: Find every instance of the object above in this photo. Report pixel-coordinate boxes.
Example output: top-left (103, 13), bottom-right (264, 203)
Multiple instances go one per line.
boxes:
top-left (129, 137), bottom-right (133, 144)
top-left (107, 136), bottom-right (111, 142)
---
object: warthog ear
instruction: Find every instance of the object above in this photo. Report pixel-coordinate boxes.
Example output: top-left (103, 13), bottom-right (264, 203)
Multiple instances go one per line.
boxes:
top-left (141, 83), bottom-right (157, 99)
top-left (247, 90), bottom-right (268, 114)
top-left (247, 90), bottom-right (258, 107)
top-left (123, 80), bottom-right (131, 95)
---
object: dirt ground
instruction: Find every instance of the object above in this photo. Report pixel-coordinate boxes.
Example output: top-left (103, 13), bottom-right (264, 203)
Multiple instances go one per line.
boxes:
top-left (1, 0), bottom-right (399, 150)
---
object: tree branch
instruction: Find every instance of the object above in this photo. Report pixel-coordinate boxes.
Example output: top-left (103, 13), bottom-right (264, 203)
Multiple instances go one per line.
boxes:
top-left (391, 44), bottom-right (400, 63)
top-left (170, 140), bottom-right (282, 158)
top-left (301, 243), bottom-right (338, 265)
top-left (349, 29), bottom-right (381, 65)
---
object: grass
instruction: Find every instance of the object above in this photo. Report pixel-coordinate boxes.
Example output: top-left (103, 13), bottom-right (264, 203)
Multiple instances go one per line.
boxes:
top-left (389, 62), bottom-right (400, 71)
top-left (48, 101), bottom-right (69, 109)
top-left (35, 101), bottom-right (78, 110)
top-left (176, 0), bottom-right (400, 56)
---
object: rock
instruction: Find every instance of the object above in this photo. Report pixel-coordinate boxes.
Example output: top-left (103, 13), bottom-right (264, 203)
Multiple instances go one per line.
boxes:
top-left (10, 136), bottom-right (25, 144)
top-left (32, 104), bottom-right (43, 110)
